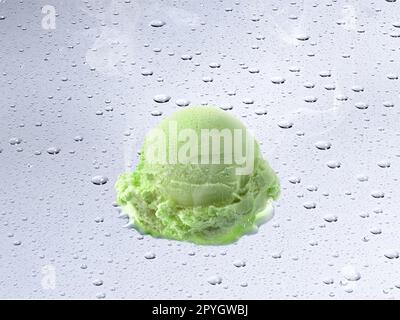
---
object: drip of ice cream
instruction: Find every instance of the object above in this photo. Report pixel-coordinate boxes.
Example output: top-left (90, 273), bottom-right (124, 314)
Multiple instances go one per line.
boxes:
top-left (116, 106), bottom-right (280, 244)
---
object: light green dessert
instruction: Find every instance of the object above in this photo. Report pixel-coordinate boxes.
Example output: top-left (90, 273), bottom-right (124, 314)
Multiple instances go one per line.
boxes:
top-left (116, 106), bottom-right (280, 245)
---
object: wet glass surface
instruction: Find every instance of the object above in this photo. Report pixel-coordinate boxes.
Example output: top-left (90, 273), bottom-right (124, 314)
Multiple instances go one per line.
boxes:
top-left (1, 0), bottom-right (400, 299)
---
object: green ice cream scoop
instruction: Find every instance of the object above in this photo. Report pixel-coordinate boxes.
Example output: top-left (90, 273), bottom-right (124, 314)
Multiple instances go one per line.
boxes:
top-left (116, 106), bottom-right (280, 245)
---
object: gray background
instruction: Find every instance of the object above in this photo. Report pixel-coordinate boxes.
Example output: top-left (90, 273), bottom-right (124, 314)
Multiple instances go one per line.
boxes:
top-left (1, 0), bottom-right (400, 299)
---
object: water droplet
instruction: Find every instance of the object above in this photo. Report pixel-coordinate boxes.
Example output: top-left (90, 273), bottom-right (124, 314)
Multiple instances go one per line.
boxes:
top-left (91, 175), bottom-right (108, 185)
top-left (335, 94), bottom-right (348, 101)
top-left (144, 252), bottom-right (156, 259)
top-left (271, 77), bottom-right (285, 84)
top-left (319, 70), bottom-right (331, 77)
top-left (359, 212), bottom-right (370, 218)
top-left (278, 120), bottom-right (293, 129)
top-left (153, 94), bottom-right (171, 103)
top-left (175, 99), bottom-right (190, 107)
top-left (323, 215), bottom-right (338, 223)
top-left (288, 176), bottom-right (301, 184)
top-left (209, 62), bottom-right (221, 68)
top-left (94, 217), bottom-right (104, 223)
top-left (355, 102), bottom-right (368, 110)
top-left (324, 84), bottom-right (336, 90)
top-left (341, 265), bottom-right (361, 281)
top-left (315, 141), bottom-right (332, 150)
top-left (370, 228), bottom-right (382, 235)
top-left (296, 35), bottom-right (310, 41)
top-left (289, 66), bottom-right (300, 72)
top-left (233, 260), bottom-right (246, 267)
top-left (92, 279), bottom-right (103, 286)
top-left (323, 278), bottom-right (334, 285)
top-left (242, 98), bottom-right (254, 104)
top-left (357, 175), bottom-right (369, 182)
top-left (220, 103), bottom-right (233, 110)
top-left (181, 54), bottom-right (192, 61)
top-left (371, 191), bottom-right (384, 198)
top-left (207, 276), bottom-right (222, 285)
top-left (9, 137), bottom-right (22, 145)
top-left (255, 107), bottom-right (267, 115)
top-left (141, 69), bottom-right (153, 76)
top-left (151, 110), bottom-right (163, 116)
top-left (306, 185), bottom-right (318, 192)
top-left (303, 202), bottom-right (316, 209)
top-left (150, 20), bottom-right (165, 27)
top-left (47, 147), bottom-right (61, 155)
top-left (249, 68), bottom-right (260, 74)
top-left (326, 160), bottom-right (341, 169)
top-left (383, 101), bottom-right (394, 108)
top-left (384, 251), bottom-right (399, 259)
top-left (304, 96), bottom-right (318, 103)
top-left (272, 252), bottom-right (281, 259)
top-left (351, 85), bottom-right (364, 92)
top-left (304, 82), bottom-right (315, 88)
top-left (377, 160), bottom-right (391, 168)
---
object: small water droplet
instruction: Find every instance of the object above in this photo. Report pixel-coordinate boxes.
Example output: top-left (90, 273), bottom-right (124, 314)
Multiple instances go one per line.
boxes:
top-left (153, 94), bottom-right (171, 103)
top-left (150, 20), bottom-right (166, 27)
top-left (383, 101), bottom-right (394, 108)
top-left (303, 202), bottom-right (316, 209)
top-left (209, 62), bottom-right (221, 68)
top-left (271, 76), bottom-right (285, 84)
top-left (144, 252), bottom-right (156, 259)
top-left (355, 102), bottom-right (368, 110)
top-left (202, 76), bottom-right (213, 83)
top-left (296, 34), bottom-right (310, 41)
top-left (255, 107), bottom-right (267, 115)
top-left (207, 276), bottom-right (222, 285)
top-left (288, 176), bottom-right (301, 184)
top-left (384, 251), bottom-right (399, 259)
top-left (47, 147), bottom-right (61, 155)
top-left (277, 120), bottom-right (293, 129)
top-left (323, 215), bottom-right (338, 223)
top-left (377, 160), bottom-right (391, 168)
top-left (304, 96), bottom-right (318, 103)
top-left (370, 228), bottom-right (382, 235)
top-left (151, 110), bottom-right (163, 116)
top-left (9, 137), bottom-right (22, 145)
top-left (233, 260), bottom-right (246, 267)
top-left (181, 54), bottom-right (192, 61)
top-left (341, 265), bottom-right (361, 281)
top-left (175, 99), bottom-right (190, 107)
top-left (319, 70), bottom-right (331, 77)
top-left (91, 175), bottom-right (109, 185)
top-left (326, 160), bottom-right (341, 169)
top-left (371, 191), bottom-right (384, 198)
top-left (315, 141), bottom-right (331, 150)
top-left (92, 279), bottom-right (103, 286)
